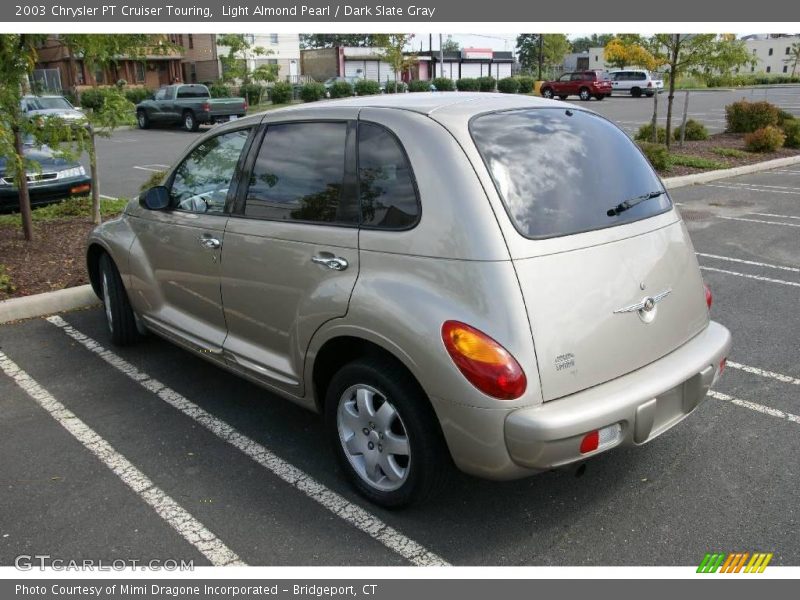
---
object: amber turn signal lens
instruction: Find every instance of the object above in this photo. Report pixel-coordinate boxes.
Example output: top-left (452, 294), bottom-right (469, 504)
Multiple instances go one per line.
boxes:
top-left (441, 321), bottom-right (527, 400)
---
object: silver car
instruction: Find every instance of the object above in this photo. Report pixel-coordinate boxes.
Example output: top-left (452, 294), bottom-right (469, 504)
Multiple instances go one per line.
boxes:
top-left (86, 93), bottom-right (732, 507)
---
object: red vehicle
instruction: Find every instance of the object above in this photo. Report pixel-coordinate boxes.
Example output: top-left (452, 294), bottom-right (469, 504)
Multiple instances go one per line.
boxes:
top-left (540, 71), bottom-right (612, 101)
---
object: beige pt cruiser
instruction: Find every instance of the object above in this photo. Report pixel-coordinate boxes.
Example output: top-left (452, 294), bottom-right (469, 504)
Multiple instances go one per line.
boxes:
top-left (87, 94), bottom-right (732, 507)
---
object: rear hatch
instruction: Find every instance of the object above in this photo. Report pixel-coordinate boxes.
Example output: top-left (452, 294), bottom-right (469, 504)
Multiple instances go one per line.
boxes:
top-left (470, 107), bottom-right (710, 401)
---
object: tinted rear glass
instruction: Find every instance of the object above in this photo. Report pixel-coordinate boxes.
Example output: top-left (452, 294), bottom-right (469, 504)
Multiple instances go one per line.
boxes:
top-left (177, 86), bottom-right (210, 98)
top-left (470, 108), bottom-right (670, 239)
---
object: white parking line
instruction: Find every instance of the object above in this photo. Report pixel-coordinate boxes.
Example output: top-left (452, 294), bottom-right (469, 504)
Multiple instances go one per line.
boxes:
top-left (699, 266), bottom-right (800, 288)
top-left (133, 166), bottom-right (166, 173)
top-left (99, 194), bottom-right (118, 200)
top-left (726, 361), bottom-right (800, 386)
top-left (0, 351), bottom-right (244, 567)
top-left (705, 184), bottom-right (800, 196)
top-left (696, 253), bottom-right (800, 274)
top-left (751, 212), bottom-right (800, 221)
top-left (719, 216), bottom-right (800, 228)
top-left (709, 390), bottom-right (800, 426)
top-left (725, 182), bottom-right (800, 191)
top-left (46, 316), bottom-right (449, 567)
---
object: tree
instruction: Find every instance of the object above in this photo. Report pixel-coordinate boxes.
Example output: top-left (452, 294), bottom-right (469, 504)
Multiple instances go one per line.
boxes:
top-left (441, 36), bottom-right (460, 53)
top-left (0, 34), bottom-right (44, 241)
top-left (59, 34), bottom-right (170, 224)
top-left (375, 34), bottom-right (417, 92)
top-left (604, 36), bottom-right (660, 70)
top-left (571, 34), bottom-right (614, 53)
top-left (651, 34), bottom-right (752, 148)
top-left (516, 34), bottom-right (571, 77)
top-left (299, 34), bottom-right (378, 49)
top-left (784, 42), bottom-right (800, 76)
top-left (217, 34), bottom-right (276, 84)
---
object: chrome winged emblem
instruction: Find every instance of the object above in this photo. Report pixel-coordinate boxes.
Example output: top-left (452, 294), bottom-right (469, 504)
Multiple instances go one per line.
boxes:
top-left (614, 289), bottom-right (672, 323)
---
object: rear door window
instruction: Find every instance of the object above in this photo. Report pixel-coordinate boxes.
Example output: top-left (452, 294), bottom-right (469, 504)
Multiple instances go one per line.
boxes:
top-left (244, 121), bottom-right (354, 224)
top-left (470, 108), bottom-right (670, 239)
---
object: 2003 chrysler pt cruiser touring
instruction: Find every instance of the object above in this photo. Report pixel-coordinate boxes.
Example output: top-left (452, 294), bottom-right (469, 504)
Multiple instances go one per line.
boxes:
top-left (86, 93), bottom-right (731, 507)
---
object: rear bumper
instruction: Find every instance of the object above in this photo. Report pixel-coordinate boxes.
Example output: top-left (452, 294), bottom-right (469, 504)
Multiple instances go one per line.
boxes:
top-left (0, 176), bottom-right (92, 212)
top-left (504, 321), bottom-right (732, 471)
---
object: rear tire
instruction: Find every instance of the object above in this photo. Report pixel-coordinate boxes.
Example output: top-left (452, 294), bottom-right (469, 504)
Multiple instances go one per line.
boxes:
top-left (99, 253), bottom-right (140, 346)
top-left (325, 356), bottom-right (450, 508)
top-left (136, 110), bottom-right (150, 129)
top-left (183, 110), bottom-right (199, 132)
top-left (631, 87), bottom-right (642, 98)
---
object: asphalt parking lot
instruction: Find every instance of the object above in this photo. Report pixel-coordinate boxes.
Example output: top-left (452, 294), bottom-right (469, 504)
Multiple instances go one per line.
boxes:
top-left (1, 163), bottom-right (799, 566)
top-left (88, 87), bottom-right (800, 201)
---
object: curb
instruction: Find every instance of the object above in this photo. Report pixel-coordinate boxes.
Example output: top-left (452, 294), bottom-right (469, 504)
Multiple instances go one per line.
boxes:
top-left (662, 154), bottom-right (800, 190)
top-left (0, 285), bottom-right (99, 325)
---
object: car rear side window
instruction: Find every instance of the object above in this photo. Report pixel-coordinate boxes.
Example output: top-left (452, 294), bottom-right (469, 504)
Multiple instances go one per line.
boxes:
top-left (244, 122), bottom-right (352, 224)
top-left (357, 122), bottom-right (419, 229)
top-left (470, 108), bottom-right (670, 239)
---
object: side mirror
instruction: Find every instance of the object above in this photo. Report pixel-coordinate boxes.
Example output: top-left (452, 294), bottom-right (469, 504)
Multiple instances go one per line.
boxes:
top-left (140, 186), bottom-right (170, 210)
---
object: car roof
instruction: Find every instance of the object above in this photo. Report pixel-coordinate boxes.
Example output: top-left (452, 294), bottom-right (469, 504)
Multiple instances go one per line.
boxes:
top-left (240, 92), bottom-right (572, 123)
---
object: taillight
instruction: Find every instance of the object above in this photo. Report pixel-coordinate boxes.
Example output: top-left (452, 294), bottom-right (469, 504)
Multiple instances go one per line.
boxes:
top-left (243, 100), bottom-right (248, 112)
top-left (201, 102), bottom-right (211, 112)
top-left (647, 81), bottom-right (653, 87)
top-left (704, 283), bottom-right (713, 310)
top-left (441, 321), bottom-right (526, 400)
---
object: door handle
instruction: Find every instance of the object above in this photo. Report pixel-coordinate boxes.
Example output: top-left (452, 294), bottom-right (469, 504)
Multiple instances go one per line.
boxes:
top-left (199, 236), bottom-right (221, 250)
top-left (311, 255), bottom-right (349, 271)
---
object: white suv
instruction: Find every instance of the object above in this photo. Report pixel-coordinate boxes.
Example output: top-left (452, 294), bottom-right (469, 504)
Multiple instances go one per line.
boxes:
top-left (608, 70), bottom-right (664, 97)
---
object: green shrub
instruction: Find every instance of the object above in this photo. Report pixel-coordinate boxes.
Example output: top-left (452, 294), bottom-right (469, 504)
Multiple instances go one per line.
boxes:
top-left (515, 76), bottom-right (535, 94)
top-left (78, 88), bottom-right (106, 111)
top-left (636, 142), bottom-right (670, 171)
top-left (673, 119), bottom-right (709, 141)
top-left (777, 109), bottom-right (796, 126)
top-left (711, 147), bottom-right (748, 158)
top-left (329, 80), bottom-right (354, 98)
top-left (431, 77), bottom-right (455, 91)
top-left (300, 82), bottom-right (326, 102)
top-left (208, 82), bottom-right (231, 98)
top-left (725, 100), bottom-right (780, 133)
top-left (476, 76), bottom-right (496, 92)
top-left (383, 80), bottom-right (407, 93)
top-left (269, 81), bottom-right (294, 104)
top-left (781, 119), bottom-right (800, 149)
top-left (0, 264), bottom-right (14, 295)
top-left (635, 123), bottom-right (667, 144)
top-left (124, 87), bottom-right (152, 105)
top-left (744, 125), bottom-right (786, 152)
top-left (456, 77), bottom-right (479, 91)
top-left (0, 196), bottom-right (128, 227)
top-left (408, 80), bottom-right (432, 92)
top-left (354, 79), bottom-right (381, 96)
top-left (669, 155), bottom-right (726, 169)
top-left (497, 77), bottom-right (520, 94)
top-left (238, 83), bottom-right (264, 105)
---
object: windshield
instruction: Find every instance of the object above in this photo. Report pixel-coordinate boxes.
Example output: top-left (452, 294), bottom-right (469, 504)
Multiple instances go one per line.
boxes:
top-left (470, 108), bottom-right (671, 239)
top-left (27, 97), bottom-right (72, 110)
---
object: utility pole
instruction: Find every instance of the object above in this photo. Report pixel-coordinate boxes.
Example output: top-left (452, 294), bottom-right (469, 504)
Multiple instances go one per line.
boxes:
top-left (439, 33), bottom-right (444, 79)
top-left (538, 34), bottom-right (544, 80)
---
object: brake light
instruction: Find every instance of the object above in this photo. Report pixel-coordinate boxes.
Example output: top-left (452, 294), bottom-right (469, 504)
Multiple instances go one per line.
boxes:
top-left (580, 431), bottom-right (599, 454)
top-left (647, 81), bottom-right (653, 87)
top-left (719, 357), bottom-right (727, 376)
top-left (441, 321), bottom-right (527, 400)
top-left (243, 100), bottom-right (248, 112)
top-left (200, 102), bottom-right (211, 112)
top-left (704, 283), bottom-right (713, 310)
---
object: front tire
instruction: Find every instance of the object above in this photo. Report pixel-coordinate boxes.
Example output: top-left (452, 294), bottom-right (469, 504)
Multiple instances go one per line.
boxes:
top-left (325, 356), bottom-right (450, 508)
top-left (137, 110), bottom-right (150, 129)
top-left (541, 87), bottom-right (554, 99)
top-left (99, 253), bottom-right (140, 346)
top-left (183, 110), bottom-right (199, 132)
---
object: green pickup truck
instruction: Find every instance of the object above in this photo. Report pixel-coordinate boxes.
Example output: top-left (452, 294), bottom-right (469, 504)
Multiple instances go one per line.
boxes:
top-left (135, 84), bottom-right (248, 132)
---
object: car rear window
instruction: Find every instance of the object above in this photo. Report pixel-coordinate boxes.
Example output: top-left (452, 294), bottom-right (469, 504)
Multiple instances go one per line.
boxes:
top-left (177, 86), bottom-right (210, 99)
top-left (470, 108), bottom-right (671, 239)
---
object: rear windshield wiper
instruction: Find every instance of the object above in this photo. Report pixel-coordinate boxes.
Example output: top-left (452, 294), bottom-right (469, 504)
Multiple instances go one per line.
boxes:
top-left (607, 190), bottom-right (666, 217)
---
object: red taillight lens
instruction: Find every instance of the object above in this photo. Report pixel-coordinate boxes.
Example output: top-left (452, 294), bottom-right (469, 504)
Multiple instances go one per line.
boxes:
top-left (719, 357), bottom-right (727, 376)
top-left (441, 321), bottom-right (527, 400)
top-left (704, 283), bottom-right (713, 310)
top-left (243, 100), bottom-right (248, 112)
top-left (201, 102), bottom-right (211, 112)
top-left (647, 81), bottom-right (653, 87)
top-left (580, 431), bottom-right (599, 454)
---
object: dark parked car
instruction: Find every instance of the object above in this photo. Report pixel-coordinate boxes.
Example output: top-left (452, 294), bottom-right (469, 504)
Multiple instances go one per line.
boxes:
top-left (540, 71), bottom-right (612, 101)
top-left (135, 84), bottom-right (248, 132)
top-left (0, 137), bottom-right (91, 212)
